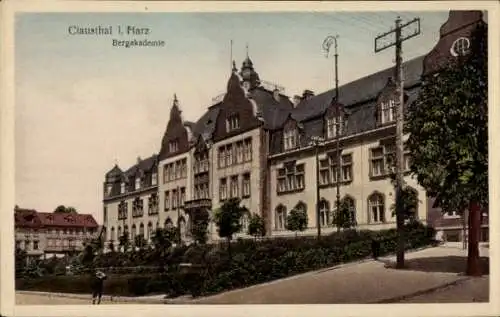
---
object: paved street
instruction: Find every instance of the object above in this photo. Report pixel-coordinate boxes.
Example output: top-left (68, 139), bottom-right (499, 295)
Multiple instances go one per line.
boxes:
top-left (16, 243), bottom-right (489, 305)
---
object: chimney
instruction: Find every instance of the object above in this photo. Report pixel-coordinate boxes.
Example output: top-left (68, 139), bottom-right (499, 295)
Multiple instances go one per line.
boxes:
top-left (292, 95), bottom-right (302, 107)
top-left (272, 88), bottom-right (281, 102)
top-left (302, 89), bottom-right (315, 100)
top-left (137, 156), bottom-right (141, 165)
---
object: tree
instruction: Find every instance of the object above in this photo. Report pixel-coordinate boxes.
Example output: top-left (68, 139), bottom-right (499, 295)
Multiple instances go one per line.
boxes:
top-left (54, 205), bottom-right (67, 213)
top-left (247, 213), bottom-right (266, 240)
top-left (213, 197), bottom-right (248, 258)
top-left (53, 205), bottom-right (78, 213)
top-left (390, 185), bottom-right (419, 222)
top-left (190, 209), bottom-right (210, 245)
top-left (332, 198), bottom-right (357, 229)
top-left (15, 247), bottom-right (27, 278)
top-left (286, 207), bottom-right (308, 237)
top-left (406, 23), bottom-right (487, 276)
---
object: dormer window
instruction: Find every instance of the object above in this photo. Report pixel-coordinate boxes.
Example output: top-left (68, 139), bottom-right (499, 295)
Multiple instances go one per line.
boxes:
top-left (379, 99), bottom-right (396, 124)
top-left (226, 114), bottom-right (240, 132)
top-left (120, 182), bottom-right (125, 194)
top-left (283, 128), bottom-right (299, 151)
top-left (151, 172), bottom-right (158, 186)
top-left (135, 177), bottom-right (141, 190)
top-left (326, 115), bottom-right (345, 139)
top-left (168, 140), bottom-right (178, 153)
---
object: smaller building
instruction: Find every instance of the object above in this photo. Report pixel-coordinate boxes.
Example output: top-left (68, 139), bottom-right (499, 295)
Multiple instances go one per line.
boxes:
top-left (14, 206), bottom-right (99, 260)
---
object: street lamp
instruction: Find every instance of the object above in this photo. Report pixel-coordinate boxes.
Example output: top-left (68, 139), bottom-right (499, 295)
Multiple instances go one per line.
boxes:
top-left (310, 135), bottom-right (325, 239)
top-left (323, 35), bottom-right (342, 232)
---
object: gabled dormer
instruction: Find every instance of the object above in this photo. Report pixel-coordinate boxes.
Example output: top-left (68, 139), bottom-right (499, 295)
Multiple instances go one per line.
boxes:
top-left (324, 100), bottom-right (347, 140)
top-left (159, 94), bottom-right (191, 160)
top-left (282, 114), bottom-right (302, 151)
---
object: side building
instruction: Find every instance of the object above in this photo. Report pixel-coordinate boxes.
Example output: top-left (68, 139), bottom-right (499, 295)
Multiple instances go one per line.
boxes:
top-left (14, 207), bottom-right (99, 260)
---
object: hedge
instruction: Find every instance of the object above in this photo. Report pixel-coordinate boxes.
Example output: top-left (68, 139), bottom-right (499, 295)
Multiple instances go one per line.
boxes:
top-left (16, 222), bottom-right (436, 297)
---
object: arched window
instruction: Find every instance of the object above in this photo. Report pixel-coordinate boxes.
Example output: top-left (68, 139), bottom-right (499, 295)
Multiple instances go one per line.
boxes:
top-left (368, 192), bottom-right (385, 223)
top-left (123, 225), bottom-right (129, 239)
top-left (147, 222), bottom-right (153, 240)
top-left (275, 205), bottom-right (287, 230)
top-left (343, 196), bottom-right (357, 225)
top-left (139, 223), bottom-right (144, 237)
top-left (110, 227), bottom-right (115, 241)
top-left (240, 211), bottom-right (250, 233)
top-left (165, 218), bottom-right (173, 228)
top-left (319, 199), bottom-right (330, 227)
top-left (131, 224), bottom-right (136, 241)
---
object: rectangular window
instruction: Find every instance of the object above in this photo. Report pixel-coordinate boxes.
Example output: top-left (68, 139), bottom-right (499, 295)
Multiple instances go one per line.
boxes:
top-left (180, 187), bottom-right (186, 206)
top-left (242, 173), bottom-right (251, 197)
top-left (219, 178), bottom-right (227, 201)
top-left (33, 240), bottom-right (39, 250)
top-left (244, 138), bottom-right (252, 161)
top-left (283, 129), bottom-right (298, 151)
top-left (370, 147), bottom-right (384, 177)
top-left (226, 144), bottom-right (233, 166)
top-left (327, 116), bottom-right (344, 139)
top-left (169, 140), bottom-right (178, 153)
top-left (236, 141), bottom-right (244, 164)
top-left (181, 159), bottom-right (187, 178)
top-left (135, 177), bottom-right (141, 190)
top-left (152, 172), bottom-right (158, 186)
top-left (230, 175), bottom-right (239, 198)
top-left (164, 191), bottom-right (170, 211)
top-left (319, 158), bottom-right (330, 185)
top-left (172, 189), bottom-right (178, 209)
top-left (380, 100), bottom-right (395, 124)
top-left (226, 114), bottom-right (240, 132)
top-left (121, 182), bottom-right (125, 194)
top-left (218, 147), bottom-right (225, 168)
top-left (203, 183), bottom-right (209, 198)
top-left (277, 163), bottom-right (305, 193)
top-left (341, 154), bottom-right (353, 182)
top-left (175, 161), bottom-right (181, 179)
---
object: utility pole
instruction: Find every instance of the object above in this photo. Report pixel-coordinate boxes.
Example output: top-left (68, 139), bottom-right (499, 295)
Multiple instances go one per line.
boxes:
top-left (375, 16), bottom-right (420, 269)
top-left (311, 136), bottom-right (324, 239)
top-left (323, 35), bottom-right (341, 232)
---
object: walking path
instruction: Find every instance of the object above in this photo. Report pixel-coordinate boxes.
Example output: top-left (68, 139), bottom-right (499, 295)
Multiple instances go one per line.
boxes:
top-left (16, 243), bottom-right (489, 305)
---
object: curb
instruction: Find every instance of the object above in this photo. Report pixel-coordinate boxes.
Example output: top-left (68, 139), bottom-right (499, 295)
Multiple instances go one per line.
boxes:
top-left (373, 277), bottom-right (472, 303)
top-left (16, 291), bottom-right (165, 304)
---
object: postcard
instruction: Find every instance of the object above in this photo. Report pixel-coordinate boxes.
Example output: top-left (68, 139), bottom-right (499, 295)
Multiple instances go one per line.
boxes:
top-left (1, 1), bottom-right (498, 317)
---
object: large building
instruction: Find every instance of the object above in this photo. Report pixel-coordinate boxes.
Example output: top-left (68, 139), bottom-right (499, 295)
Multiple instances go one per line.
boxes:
top-left (14, 207), bottom-right (100, 260)
top-left (102, 11), bottom-right (487, 245)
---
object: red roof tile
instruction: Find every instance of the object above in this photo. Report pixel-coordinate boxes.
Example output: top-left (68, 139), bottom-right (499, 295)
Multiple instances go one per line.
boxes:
top-left (14, 208), bottom-right (98, 229)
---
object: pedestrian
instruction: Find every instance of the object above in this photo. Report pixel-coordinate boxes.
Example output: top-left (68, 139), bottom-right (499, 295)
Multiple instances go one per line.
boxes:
top-left (371, 236), bottom-right (380, 260)
top-left (91, 270), bottom-right (107, 305)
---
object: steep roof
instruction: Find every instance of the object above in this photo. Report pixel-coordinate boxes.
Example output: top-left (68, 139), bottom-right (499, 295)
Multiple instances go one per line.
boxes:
top-left (292, 55), bottom-right (424, 122)
top-left (37, 212), bottom-right (98, 228)
top-left (14, 208), bottom-right (43, 229)
top-left (123, 154), bottom-right (158, 178)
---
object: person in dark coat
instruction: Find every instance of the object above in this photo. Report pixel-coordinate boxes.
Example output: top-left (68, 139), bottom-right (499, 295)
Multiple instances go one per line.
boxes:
top-left (371, 237), bottom-right (380, 260)
top-left (91, 270), bottom-right (107, 305)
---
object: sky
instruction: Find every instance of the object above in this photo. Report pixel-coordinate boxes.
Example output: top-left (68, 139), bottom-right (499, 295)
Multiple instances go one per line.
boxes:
top-left (15, 11), bottom-right (450, 222)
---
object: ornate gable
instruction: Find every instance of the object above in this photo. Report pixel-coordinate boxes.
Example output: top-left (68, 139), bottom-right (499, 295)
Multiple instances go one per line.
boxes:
top-left (159, 95), bottom-right (191, 160)
top-left (213, 62), bottom-right (262, 142)
top-left (422, 10), bottom-right (485, 76)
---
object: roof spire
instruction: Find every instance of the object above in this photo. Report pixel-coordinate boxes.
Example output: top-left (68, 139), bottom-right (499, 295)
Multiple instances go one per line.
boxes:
top-left (232, 60), bottom-right (237, 73)
top-left (246, 43), bottom-right (249, 58)
top-left (173, 93), bottom-right (179, 107)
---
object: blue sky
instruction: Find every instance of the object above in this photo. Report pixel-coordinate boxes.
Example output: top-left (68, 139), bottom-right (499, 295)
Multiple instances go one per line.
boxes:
top-left (15, 11), bottom-right (450, 220)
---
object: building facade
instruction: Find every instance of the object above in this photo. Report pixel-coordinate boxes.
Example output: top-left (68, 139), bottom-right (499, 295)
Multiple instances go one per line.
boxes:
top-left (102, 10), bottom-right (488, 245)
top-left (14, 207), bottom-right (99, 259)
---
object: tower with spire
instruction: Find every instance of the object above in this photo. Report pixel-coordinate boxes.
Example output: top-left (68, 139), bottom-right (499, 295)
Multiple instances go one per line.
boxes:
top-left (239, 44), bottom-right (261, 91)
